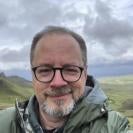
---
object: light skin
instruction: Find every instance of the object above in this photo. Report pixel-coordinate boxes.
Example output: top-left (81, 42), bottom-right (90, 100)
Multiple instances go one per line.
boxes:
top-left (32, 33), bottom-right (87, 129)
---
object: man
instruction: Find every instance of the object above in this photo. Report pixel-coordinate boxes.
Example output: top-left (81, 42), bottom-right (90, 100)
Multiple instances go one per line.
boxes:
top-left (0, 26), bottom-right (130, 133)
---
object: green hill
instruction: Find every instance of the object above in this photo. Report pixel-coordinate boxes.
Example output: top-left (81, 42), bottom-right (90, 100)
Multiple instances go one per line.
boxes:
top-left (7, 75), bottom-right (32, 88)
top-left (0, 75), bottom-right (33, 108)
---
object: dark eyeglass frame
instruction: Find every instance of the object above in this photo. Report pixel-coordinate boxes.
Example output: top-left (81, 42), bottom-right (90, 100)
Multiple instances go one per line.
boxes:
top-left (32, 65), bottom-right (84, 83)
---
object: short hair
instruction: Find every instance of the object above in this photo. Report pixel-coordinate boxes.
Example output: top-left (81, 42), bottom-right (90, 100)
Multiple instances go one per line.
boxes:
top-left (30, 26), bottom-right (87, 66)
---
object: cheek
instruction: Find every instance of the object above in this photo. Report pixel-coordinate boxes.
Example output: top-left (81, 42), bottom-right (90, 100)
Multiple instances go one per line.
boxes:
top-left (32, 79), bottom-right (49, 103)
top-left (71, 77), bottom-right (86, 100)
top-left (33, 79), bottom-right (41, 93)
top-left (32, 77), bottom-right (49, 92)
top-left (78, 73), bottom-right (86, 90)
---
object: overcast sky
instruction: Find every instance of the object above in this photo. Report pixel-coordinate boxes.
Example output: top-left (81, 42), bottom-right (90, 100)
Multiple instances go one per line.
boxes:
top-left (0, 0), bottom-right (133, 79)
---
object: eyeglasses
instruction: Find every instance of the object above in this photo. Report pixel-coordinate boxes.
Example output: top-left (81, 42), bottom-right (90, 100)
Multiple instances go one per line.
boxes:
top-left (32, 65), bottom-right (84, 83)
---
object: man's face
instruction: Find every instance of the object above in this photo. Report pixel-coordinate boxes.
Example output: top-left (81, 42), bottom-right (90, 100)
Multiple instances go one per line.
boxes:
top-left (32, 33), bottom-right (87, 118)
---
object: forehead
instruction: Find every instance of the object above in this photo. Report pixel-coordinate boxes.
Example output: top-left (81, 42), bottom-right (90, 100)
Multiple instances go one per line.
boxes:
top-left (37, 33), bottom-right (80, 47)
top-left (32, 33), bottom-right (83, 66)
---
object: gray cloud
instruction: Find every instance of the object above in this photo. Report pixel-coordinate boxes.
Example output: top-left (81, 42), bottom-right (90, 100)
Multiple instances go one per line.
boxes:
top-left (84, 0), bottom-right (133, 61)
top-left (0, 0), bottom-right (85, 45)
top-left (0, 0), bottom-right (133, 76)
top-left (84, 0), bottom-right (133, 41)
top-left (20, 0), bottom-right (62, 26)
top-left (0, 45), bottom-right (30, 63)
top-left (0, 0), bottom-right (88, 71)
top-left (0, 0), bottom-right (63, 44)
top-left (84, 17), bottom-right (133, 43)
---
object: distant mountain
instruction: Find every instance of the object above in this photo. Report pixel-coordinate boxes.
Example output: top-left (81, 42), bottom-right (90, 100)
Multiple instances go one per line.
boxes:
top-left (0, 72), bottom-right (6, 77)
top-left (7, 75), bottom-right (32, 88)
top-left (0, 77), bottom-right (23, 95)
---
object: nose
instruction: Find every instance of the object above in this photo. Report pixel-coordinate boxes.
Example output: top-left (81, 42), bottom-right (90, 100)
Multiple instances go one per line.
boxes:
top-left (50, 70), bottom-right (68, 88)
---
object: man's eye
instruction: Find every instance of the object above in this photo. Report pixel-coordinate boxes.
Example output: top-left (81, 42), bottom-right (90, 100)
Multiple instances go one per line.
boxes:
top-left (64, 68), bottom-right (79, 74)
top-left (37, 68), bottom-right (52, 75)
top-left (66, 68), bottom-right (78, 72)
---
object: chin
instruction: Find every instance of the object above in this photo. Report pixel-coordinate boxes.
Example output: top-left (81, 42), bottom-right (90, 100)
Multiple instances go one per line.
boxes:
top-left (41, 98), bottom-right (75, 117)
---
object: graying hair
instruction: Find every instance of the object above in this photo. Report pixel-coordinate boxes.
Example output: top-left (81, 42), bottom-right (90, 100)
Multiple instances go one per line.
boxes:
top-left (30, 26), bottom-right (87, 66)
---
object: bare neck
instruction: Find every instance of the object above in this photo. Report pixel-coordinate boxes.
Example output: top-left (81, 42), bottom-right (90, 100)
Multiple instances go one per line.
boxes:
top-left (39, 109), bottom-right (66, 130)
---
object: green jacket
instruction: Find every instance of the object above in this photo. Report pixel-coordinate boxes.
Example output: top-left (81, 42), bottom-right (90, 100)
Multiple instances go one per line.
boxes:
top-left (0, 77), bottom-right (130, 133)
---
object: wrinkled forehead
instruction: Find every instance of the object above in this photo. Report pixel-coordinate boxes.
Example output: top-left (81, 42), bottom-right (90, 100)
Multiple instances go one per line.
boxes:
top-left (39, 32), bottom-right (79, 44)
top-left (35, 33), bottom-right (82, 53)
top-left (32, 33), bottom-right (84, 66)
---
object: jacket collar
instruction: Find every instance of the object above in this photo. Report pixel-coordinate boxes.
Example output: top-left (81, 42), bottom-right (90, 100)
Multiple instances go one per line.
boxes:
top-left (63, 76), bottom-right (108, 132)
top-left (15, 76), bottom-right (108, 133)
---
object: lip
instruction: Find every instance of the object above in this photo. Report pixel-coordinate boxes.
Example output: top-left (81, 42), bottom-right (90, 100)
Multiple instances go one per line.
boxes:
top-left (50, 93), bottom-right (71, 99)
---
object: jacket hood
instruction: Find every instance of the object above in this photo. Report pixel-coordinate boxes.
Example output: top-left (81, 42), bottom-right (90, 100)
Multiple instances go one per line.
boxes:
top-left (85, 75), bottom-right (107, 104)
top-left (63, 76), bottom-right (108, 132)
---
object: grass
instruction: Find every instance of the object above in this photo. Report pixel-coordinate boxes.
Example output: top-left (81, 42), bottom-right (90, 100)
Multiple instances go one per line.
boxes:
top-left (0, 76), bottom-right (33, 108)
top-left (99, 75), bottom-right (133, 129)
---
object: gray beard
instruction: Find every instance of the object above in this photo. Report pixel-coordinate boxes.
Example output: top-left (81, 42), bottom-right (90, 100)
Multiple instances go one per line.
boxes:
top-left (40, 86), bottom-right (82, 118)
top-left (41, 98), bottom-right (75, 118)
top-left (41, 87), bottom-right (75, 118)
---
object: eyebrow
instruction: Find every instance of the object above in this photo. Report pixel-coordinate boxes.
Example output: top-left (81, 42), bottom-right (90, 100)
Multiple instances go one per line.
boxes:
top-left (35, 63), bottom-right (82, 68)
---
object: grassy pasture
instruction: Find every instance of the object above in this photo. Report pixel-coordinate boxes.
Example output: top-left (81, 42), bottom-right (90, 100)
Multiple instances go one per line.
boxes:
top-left (0, 77), bottom-right (33, 108)
top-left (99, 75), bottom-right (133, 129)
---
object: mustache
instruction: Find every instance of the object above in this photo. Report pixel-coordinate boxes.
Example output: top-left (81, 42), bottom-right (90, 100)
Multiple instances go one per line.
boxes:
top-left (44, 87), bottom-right (73, 97)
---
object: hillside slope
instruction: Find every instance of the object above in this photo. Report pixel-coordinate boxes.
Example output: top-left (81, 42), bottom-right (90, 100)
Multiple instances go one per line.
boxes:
top-left (0, 76), bottom-right (33, 108)
top-left (7, 75), bottom-right (32, 88)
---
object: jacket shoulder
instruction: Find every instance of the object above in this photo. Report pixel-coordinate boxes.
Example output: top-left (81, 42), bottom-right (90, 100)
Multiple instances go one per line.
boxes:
top-left (0, 107), bottom-right (17, 133)
top-left (107, 111), bottom-right (129, 132)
